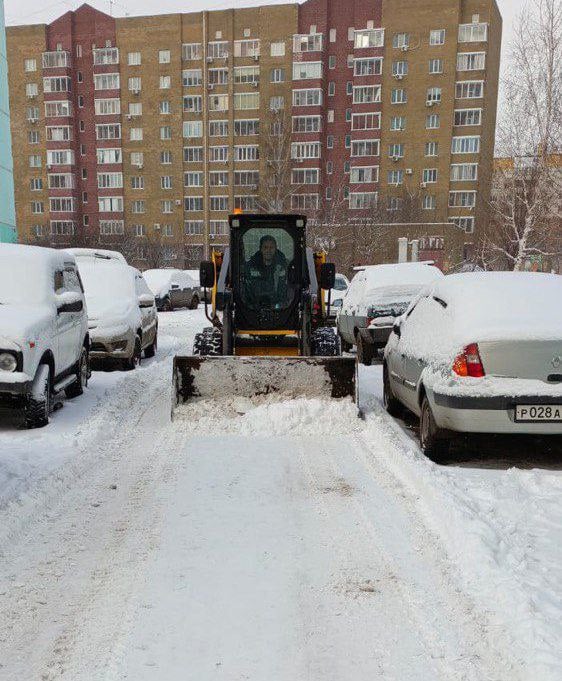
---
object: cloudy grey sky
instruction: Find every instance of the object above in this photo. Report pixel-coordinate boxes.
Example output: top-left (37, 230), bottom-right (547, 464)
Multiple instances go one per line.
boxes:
top-left (4, 0), bottom-right (526, 62)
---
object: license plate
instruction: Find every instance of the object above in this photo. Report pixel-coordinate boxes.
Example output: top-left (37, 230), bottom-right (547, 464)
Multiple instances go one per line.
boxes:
top-left (515, 405), bottom-right (562, 422)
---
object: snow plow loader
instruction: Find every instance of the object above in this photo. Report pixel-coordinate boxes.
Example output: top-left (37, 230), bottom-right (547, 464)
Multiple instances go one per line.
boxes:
top-left (173, 213), bottom-right (356, 408)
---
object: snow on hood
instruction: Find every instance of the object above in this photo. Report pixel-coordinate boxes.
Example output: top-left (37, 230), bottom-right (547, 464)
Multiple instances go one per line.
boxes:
top-left (0, 304), bottom-right (54, 346)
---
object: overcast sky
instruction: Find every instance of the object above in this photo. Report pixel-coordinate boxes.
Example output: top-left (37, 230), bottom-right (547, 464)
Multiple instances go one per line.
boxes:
top-left (4, 0), bottom-right (526, 62)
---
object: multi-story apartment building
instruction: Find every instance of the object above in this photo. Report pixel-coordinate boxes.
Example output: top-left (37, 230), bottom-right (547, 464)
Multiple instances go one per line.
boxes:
top-left (6, 0), bottom-right (501, 269)
top-left (0, 0), bottom-right (16, 243)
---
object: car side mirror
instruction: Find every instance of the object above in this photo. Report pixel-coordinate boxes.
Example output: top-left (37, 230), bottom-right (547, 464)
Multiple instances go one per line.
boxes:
top-left (138, 293), bottom-right (155, 308)
top-left (200, 261), bottom-right (215, 288)
top-left (320, 263), bottom-right (336, 290)
top-left (393, 321), bottom-right (402, 338)
top-left (56, 291), bottom-right (83, 314)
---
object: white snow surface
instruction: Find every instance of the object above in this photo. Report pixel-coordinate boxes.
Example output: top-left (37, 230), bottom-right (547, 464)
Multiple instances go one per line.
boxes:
top-left (0, 308), bottom-right (561, 680)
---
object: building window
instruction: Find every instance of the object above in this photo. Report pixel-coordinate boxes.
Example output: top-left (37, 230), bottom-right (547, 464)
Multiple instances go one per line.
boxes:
top-left (161, 200), bottom-right (173, 214)
top-left (160, 126), bottom-right (172, 140)
top-left (128, 77), bottom-right (142, 92)
top-left (293, 34), bottom-right (323, 53)
top-left (31, 201), bottom-right (44, 214)
top-left (209, 171), bottom-right (229, 187)
top-left (28, 130), bottom-right (40, 144)
top-left (128, 51), bottom-right (141, 65)
top-left (426, 114), bottom-right (440, 129)
top-left (160, 150), bottom-right (172, 165)
top-left (292, 61), bottom-right (323, 80)
top-left (427, 87), bottom-right (442, 103)
top-left (448, 191), bottom-right (476, 208)
top-left (184, 171), bottom-right (203, 187)
top-left (454, 108), bottom-right (482, 126)
top-left (392, 61), bottom-right (408, 76)
top-left (351, 139), bottom-right (380, 157)
top-left (291, 168), bottom-right (319, 185)
top-left (30, 177), bottom-right (43, 190)
top-left (182, 43), bottom-right (202, 60)
top-left (94, 98), bottom-right (121, 115)
top-left (455, 80), bottom-right (484, 99)
top-left (429, 58), bottom-right (443, 74)
top-left (99, 220), bottom-right (125, 235)
top-left (130, 152), bottom-right (144, 167)
top-left (451, 136), bottom-right (481, 154)
top-left (270, 68), bottom-right (285, 83)
top-left (182, 69), bottom-right (202, 87)
top-left (391, 88), bottom-right (407, 104)
top-left (131, 176), bottom-right (144, 189)
top-left (234, 145), bottom-right (258, 162)
top-left (161, 176), bottom-right (172, 190)
top-left (387, 169), bottom-right (403, 185)
top-left (97, 172), bottom-right (123, 189)
top-left (94, 73), bottom-right (120, 90)
top-left (329, 55), bottom-right (336, 69)
top-left (349, 192), bottom-right (377, 209)
top-left (183, 121), bottom-right (203, 138)
top-left (45, 100), bottom-right (72, 117)
top-left (390, 116), bottom-right (405, 131)
top-left (159, 49), bottom-right (171, 64)
top-left (388, 143), bottom-right (404, 158)
top-left (184, 196), bottom-right (203, 212)
top-left (93, 47), bottom-right (119, 66)
top-left (234, 171), bottom-right (259, 187)
top-left (209, 68), bottom-right (228, 85)
top-left (456, 52), bottom-right (486, 71)
top-left (159, 75), bottom-right (171, 89)
top-left (234, 39), bottom-right (260, 58)
top-left (210, 196), bottom-right (229, 211)
top-left (291, 142), bottom-right (321, 159)
top-left (429, 29), bottom-right (445, 45)
top-left (353, 29), bottom-right (385, 49)
top-left (129, 127), bottom-right (143, 141)
top-left (183, 95), bottom-right (203, 113)
top-left (24, 58), bottom-right (37, 72)
top-left (351, 112), bottom-right (380, 130)
top-left (353, 57), bottom-right (382, 76)
top-left (209, 120), bottom-right (229, 136)
top-left (422, 168), bottom-right (438, 183)
top-left (26, 83), bottom-right (38, 97)
top-left (422, 195), bottom-right (436, 209)
top-left (328, 82), bottom-right (335, 96)
top-left (458, 23), bottom-right (488, 43)
top-left (449, 216), bottom-right (475, 233)
top-left (234, 119), bottom-right (259, 136)
top-left (183, 146), bottom-right (203, 162)
top-left (326, 135), bottom-right (334, 149)
top-left (43, 76), bottom-right (71, 93)
top-left (291, 193), bottom-right (319, 210)
top-left (350, 166), bottom-right (378, 183)
top-left (234, 93), bottom-right (259, 110)
top-left (425, 141), bottom-right (439, 157)
top-left (132, 200), bottom-right (145, 214)
top-left (207, 41), bottom-right (229, 59)
top-left (133, 224), bottom-right (146, 237)
top-left (450, 163), bottom-right (478, 181)
top-left (270, 41), bottom-right (285, 57)
top-left (292, 115), bottom-right (322, 133)
top-left (26, 106), bottom-right (39, 121)
top-left (393, 33), bottom-right (410, 49)
top-left (270, 96), bottom-right (284, 111)
top-left (185, 220), bottom-right (204, 235)
top-left (352, 85), bottom-right (381, 104)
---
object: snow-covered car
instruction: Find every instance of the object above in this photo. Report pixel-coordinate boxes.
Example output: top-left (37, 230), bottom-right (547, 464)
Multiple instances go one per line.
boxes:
top-left (143, 269), bottom-right (201, 311)
top-left (187, 268), bottom-right (211, 303)
top-left (66, 247), bottom-right (128, 264)
top-left (383, 272), bottom-right (562, 458)
top-left (338, 263), bottom-right (443, 354)
top-left (0, 244), bottom-right (89, 428)
top-left (77, 259), bottom-right (158, 369)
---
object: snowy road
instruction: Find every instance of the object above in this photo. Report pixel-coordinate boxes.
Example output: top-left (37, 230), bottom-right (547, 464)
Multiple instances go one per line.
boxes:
top-left (0, 309), bottom-right (560, 680)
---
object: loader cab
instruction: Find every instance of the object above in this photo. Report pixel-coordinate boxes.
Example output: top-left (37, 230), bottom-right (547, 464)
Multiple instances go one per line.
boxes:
top-left (229, 214), bottom-right (308, 332)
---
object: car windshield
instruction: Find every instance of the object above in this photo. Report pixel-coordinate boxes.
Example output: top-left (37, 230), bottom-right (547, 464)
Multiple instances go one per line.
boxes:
top-left (0, 255), bottom-right (51, 305)
top-left (333, 276), bottom-right (348, 291)
top-left (239, 226), bottom-right (296, 311)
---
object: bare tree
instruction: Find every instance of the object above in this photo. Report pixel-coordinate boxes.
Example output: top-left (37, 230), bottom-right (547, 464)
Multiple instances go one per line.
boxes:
top-left (257, 108), bottom-right (295, 213)
top-left (481, 0), bottom-right (562, 271)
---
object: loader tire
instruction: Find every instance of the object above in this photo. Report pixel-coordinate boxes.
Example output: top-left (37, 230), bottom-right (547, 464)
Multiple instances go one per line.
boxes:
top-left (356, 329), bottom-right (375, 366)
top-left (193, 327), bottom-right (223, 356)
top-left (311, 327), bottom-right (341, 357)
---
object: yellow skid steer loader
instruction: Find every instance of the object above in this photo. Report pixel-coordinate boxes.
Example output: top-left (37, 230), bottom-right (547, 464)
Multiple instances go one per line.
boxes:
top-left (173, 213), bottom-right (356, 407)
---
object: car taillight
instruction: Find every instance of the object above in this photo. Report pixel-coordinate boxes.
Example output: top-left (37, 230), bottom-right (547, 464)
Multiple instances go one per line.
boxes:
top-left (366, 317), bottom-right (373, 326)
top-left (452, 342), bottom-right (485, 377)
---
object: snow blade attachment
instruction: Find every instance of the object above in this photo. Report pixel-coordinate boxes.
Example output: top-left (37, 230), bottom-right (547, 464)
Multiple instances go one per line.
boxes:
top-left (173, 356), bottom-right (356, 409)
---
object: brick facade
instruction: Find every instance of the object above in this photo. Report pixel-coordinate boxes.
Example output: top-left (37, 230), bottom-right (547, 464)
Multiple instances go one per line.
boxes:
top-left (6, 0), bottom-right (501, 271)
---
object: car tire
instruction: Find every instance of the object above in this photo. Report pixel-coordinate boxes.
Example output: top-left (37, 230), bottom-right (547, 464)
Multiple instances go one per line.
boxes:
top-left (124, 335), bottom-right (142, 370)
top-left (189, 294), bottom-right (200, 310)
top-left (65, 347), bottom-right (89, 398)
top-left (420, 395), bottom-right (451, 462)
top-left (24, 364), bottom-right (51, 429)
top-left (144, 332), bottom-right (158, 358)
top-left (161, 297), bottom-right (172, 312)
top-left (356, 329), bottom-right (374, 366)
top-left (383, 364), bottom-right (404, 418)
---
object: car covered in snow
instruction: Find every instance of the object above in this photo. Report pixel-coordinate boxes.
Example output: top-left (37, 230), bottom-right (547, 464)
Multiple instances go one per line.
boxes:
top-left (67, 247), bottom-right (128, 265)
top-left (325, 273), bottom-right (350, 318)
top-left (0, 244), bottom-right (89, 428)
top-left (337, 262), bottom-right (443, 355)
top-left (143, 268), bottom-right (201, 311)
top-left (383, 272), bottom-right (562, 458)
top-left (76, 258), bottom-right (158, 369)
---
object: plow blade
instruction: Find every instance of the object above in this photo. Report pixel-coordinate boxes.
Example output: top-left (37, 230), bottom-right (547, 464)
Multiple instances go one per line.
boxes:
top-left (173, 355), bottom-right (356, 409)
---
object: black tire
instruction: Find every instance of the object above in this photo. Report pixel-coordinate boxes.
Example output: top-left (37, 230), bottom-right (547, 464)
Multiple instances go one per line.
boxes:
top-left (420, 394), bottom-right (451, 462)
top-left (356, 329), bottom-right (375, 366)
top-left (144, 332), bottom-right (158, 358)
top-left (193, 327), bottom-right (223, 356)
top-left (383, 364), bottom-right (404, 418)
top-left (124, 335), bottom-right (142, 370)
top-left (65, 347), bottom-right (89, 398)
top-left (24, 364), bottom-right (51, 429)
top-left (310, 327), bottom-right (341, 357)
top-left (161, 297), bottom-right (172, 312)
top-left (189, 294), bottom-right (200, 310)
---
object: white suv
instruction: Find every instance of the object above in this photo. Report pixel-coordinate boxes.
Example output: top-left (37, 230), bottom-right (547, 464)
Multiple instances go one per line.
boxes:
top-left (0, 244), bottom-right (89, 428)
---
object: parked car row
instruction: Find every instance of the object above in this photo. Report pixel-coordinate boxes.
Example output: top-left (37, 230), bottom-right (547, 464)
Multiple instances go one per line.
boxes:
top-left (0, 244), bottom-right (165, 428)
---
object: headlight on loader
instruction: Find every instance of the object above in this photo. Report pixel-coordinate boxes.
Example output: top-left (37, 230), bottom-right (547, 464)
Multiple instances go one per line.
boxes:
top-left (0, 352), bottom-right (18, 372)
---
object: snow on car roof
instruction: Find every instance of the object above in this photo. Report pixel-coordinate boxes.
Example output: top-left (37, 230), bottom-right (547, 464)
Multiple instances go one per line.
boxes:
top-left (434, 272), bottom-right (562, 340)
top-left (0, 242), bottom-right (75, 269)
top-left (66, 248), bottom-right (127, 264)
top-left (363, 262), bottom-right (444, 288)
top-left (142, 268), bottom-right (196, 296)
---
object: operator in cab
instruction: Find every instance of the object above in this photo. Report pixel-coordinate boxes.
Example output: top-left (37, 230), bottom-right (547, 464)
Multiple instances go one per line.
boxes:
top-left (245, 234), bottom-right (289, 309)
